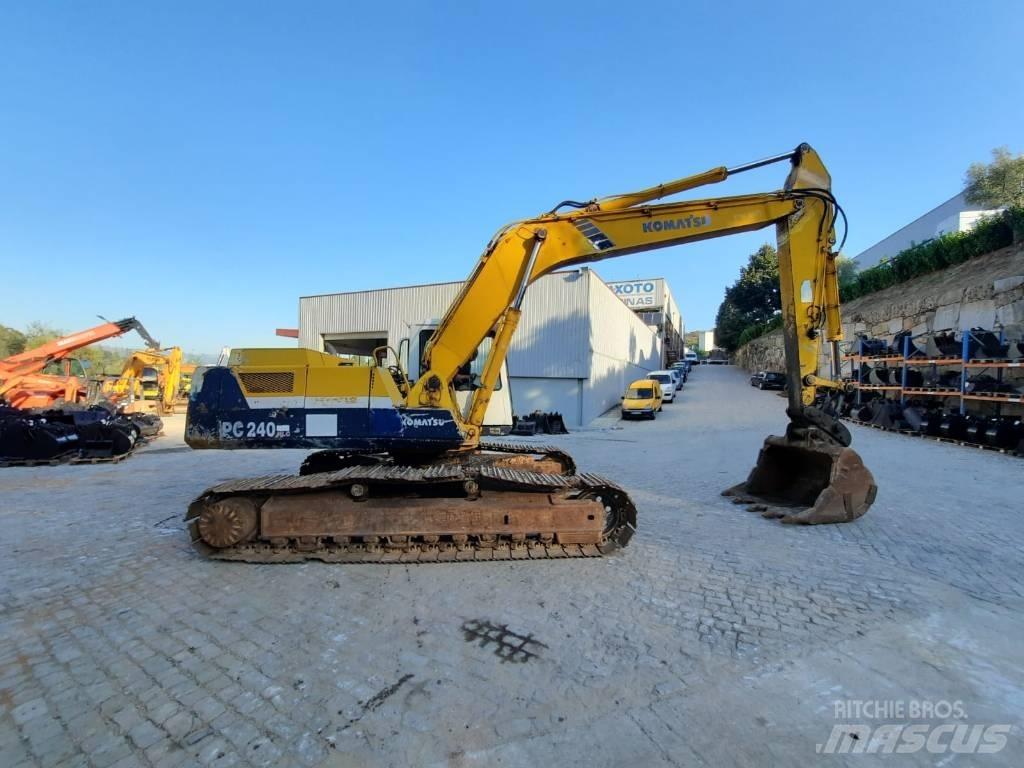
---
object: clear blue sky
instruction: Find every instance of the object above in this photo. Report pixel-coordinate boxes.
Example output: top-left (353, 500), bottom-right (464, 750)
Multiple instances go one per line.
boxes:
top-left (2, 2), bottom-right (1021, 356)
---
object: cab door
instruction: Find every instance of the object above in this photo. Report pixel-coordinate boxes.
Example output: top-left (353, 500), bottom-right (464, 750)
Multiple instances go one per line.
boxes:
top-left (405, 323), bottom-right (514, 436)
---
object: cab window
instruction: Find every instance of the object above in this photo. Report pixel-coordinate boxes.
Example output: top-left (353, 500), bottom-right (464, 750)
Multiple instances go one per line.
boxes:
top-left (421, 330), bottom-right (501, 391)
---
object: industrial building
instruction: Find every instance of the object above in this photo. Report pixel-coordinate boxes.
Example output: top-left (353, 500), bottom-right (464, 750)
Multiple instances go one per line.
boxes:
top-left (298, 269), bottom-right (664, 427)
top-left (694, 329), bottom-right (716, 353)
top-left (854, 191), bottom-right (1003, 268)
top-left (605, 278), bottom-right (684, 364)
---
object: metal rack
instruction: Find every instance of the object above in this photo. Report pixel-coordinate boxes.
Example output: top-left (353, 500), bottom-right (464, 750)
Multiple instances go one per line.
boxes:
top-left (844, 329), bottom-right (1023, 416)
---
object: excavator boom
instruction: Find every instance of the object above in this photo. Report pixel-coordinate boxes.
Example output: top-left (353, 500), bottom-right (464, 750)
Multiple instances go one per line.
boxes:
top-left (184, 144), bottom-right (876, 562)
top-left (1, 317), bottom-right (159, 409)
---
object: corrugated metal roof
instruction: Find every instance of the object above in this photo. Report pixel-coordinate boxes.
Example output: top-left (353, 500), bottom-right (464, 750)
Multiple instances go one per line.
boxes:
top-left (299, 278), bottom-right (463, 301)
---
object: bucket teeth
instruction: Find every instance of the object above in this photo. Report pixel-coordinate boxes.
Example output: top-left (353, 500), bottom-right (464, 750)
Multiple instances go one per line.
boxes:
top-left (723, 434), bottom-right (876, 525)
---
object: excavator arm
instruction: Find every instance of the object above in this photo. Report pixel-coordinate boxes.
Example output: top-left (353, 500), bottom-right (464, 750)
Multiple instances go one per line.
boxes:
top-left (413, 144), bottom-right (845, 446)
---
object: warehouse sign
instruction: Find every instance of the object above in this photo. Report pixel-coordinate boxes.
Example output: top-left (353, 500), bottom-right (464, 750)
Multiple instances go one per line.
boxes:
top-left (607, 279), bottom-right (664, 310)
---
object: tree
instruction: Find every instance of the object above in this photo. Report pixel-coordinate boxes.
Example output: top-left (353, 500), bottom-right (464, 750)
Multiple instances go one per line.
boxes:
top-left (727, 244), bottom-right (780, 326)
top-left (0, 325), bottom-right (27, 358)
top-left (22, 321), bottom-right (60, 350)
top-left (714, 297), bottom-right (748, 351)
top-left (714, 244), bottom-right (781, 350)
top-left (835, 254), bottom-right (858, 291)
top-left (964, 147), bottom-right (1024, 209)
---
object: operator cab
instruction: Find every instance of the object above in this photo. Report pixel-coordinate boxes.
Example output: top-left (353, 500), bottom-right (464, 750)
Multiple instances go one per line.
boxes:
top-left (399, 322), bottom-right (513, 435)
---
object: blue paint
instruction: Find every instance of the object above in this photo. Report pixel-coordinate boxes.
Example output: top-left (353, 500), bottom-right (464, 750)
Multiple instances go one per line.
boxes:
top-left (186, 367), bottom-right (464, 452)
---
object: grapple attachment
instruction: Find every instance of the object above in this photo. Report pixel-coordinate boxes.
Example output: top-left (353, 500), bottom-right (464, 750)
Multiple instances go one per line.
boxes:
top-left (723, 417), bottom-right (876, 525)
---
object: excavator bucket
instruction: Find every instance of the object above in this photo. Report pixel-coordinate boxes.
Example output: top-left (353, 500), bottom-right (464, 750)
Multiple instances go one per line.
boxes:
top-left (723, 433), bottom-right (877, 525)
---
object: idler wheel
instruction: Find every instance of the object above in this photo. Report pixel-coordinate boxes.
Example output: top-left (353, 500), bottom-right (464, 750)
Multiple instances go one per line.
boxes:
top-left (198, 498), bottom-right (259, 548)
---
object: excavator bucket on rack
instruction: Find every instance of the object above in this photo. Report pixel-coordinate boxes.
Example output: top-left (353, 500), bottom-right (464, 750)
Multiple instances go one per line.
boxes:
top-left (0, 405), bottom-right (158, 465)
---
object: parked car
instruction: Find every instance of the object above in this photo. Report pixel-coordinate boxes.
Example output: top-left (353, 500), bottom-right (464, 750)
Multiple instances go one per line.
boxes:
top-left (620, 379), bottom-right (663, 419)
top-left (750, 371), bottom-right (786, 390)
top-left (648, 370), bottom-right (677, 402)
top-left (669, 368), bottom-right (684, 390)
top-left (670, 361), bottom-right (689, 381)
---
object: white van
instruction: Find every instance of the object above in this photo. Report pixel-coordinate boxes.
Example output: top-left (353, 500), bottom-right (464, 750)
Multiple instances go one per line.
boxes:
top-left (648, 370), bottom-right (677, 402)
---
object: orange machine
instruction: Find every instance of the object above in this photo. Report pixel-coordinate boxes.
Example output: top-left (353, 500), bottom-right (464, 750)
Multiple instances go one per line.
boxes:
top-left (0, 317), bottom-right (158, 409)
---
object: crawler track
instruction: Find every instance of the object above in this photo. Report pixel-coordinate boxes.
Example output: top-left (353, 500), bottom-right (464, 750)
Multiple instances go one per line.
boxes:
top-left (187, 449), bottom-right (636, 563)
top-left (299, 440), bottom-right (576, 476)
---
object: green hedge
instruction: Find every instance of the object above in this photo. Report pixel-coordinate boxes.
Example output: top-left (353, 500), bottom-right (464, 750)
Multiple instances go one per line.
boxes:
top-left (839, 207), bottom-right (1020, 302)
top-left (733, 208), bottom-right (1022, 352)
top-left (736, 315), bottom-right (783, 347)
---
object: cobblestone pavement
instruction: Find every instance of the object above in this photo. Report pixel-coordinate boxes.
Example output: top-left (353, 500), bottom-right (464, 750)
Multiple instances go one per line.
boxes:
top-left (2, 366), bottom-right (1022, 767)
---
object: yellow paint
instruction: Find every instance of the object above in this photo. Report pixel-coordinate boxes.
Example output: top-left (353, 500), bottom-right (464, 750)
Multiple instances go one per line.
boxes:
top-left (622, 379), bottom-right (663, 414)
top-left (105, 346), bottom-right (184, 412)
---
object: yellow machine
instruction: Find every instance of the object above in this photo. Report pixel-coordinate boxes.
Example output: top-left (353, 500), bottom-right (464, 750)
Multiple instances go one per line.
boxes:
top-left (105, 347), bottom-right (184, 414)
top-left (179, 363), bottom-right (197, 396)
top-left (185, 144), bottom-right (876, 562)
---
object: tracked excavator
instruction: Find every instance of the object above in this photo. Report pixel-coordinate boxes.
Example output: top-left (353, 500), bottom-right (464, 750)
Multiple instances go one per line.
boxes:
top-left (102, 347), bottom-right (185, 414)
top-left (185, 144), bottom-right (877, 562)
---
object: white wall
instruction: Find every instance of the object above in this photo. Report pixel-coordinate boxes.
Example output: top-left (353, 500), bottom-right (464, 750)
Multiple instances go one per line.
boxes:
top-left (584, 270), bottom-right (662, 421)
top-left (935, 209), bottom-right (1003, 239)
top-left (582, 355), bottom-right (656, 423)
top-left (662, 280), bottom-right (683, 335)
top-left (854, 192), bottom-right (1002, 269)
top-left (510, 377), bottom-right (582, 426)
top-left (508, 271), bottom-right (590, 378)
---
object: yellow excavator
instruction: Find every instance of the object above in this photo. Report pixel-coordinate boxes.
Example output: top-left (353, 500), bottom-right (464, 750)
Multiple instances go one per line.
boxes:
top-left (104, 347), bottom-right (184, 414)
top-left (184, 144), bottom-right (876, 562)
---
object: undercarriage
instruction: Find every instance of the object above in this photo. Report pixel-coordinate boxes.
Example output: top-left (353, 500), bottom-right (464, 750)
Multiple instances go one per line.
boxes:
top-left (186, 443), bottom-right (637, 563)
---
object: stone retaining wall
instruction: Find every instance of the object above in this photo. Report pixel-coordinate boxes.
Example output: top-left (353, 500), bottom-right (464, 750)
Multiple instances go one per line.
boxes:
top-left (735, 242), bottom-right (1024, 375)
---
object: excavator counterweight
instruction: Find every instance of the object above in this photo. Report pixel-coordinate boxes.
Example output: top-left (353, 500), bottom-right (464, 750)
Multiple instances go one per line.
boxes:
top-left (185, 144), bottom-right (876, 561)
